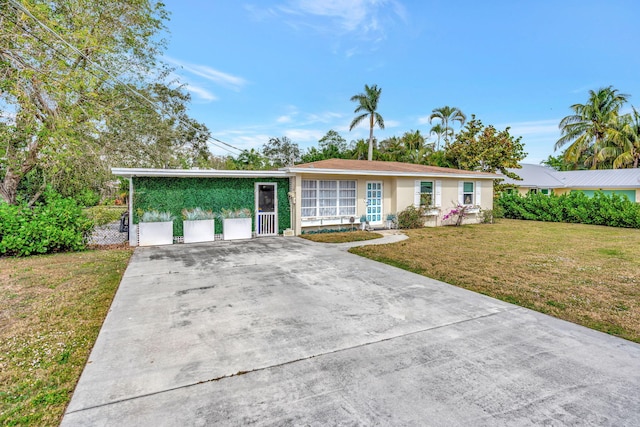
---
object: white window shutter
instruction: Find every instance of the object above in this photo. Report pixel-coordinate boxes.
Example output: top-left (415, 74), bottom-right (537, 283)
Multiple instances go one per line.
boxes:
top-left (475, 181), bottom-right (482, 206)
top-left (458, 181), bottom-right (464, 205)
top-left (435, 180), bottom-right (442, 207)
top-left (414, 180), bottom-right (421, 207)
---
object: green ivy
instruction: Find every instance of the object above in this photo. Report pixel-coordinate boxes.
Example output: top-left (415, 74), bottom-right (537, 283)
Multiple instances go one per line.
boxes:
top-left (497, 191), bottom-right (640, 228)
top-left (132, 177), bottom-right (291, 235)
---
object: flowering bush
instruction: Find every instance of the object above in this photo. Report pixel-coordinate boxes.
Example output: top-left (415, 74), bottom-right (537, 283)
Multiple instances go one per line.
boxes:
top-left (442, 204), bottom-right (470, 226)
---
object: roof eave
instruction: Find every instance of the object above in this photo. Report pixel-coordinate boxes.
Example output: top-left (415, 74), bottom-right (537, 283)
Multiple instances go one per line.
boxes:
top-left (285, 167), bottom-right (499, 179)
top-left (111, 168), bottom-right (291, 178)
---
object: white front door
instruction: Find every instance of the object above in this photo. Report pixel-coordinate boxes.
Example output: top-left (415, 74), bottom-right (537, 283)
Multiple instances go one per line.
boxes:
top-left (366, 181), bottom-right (383, 225)
top-left (255, 183), bottom-right (278, 236)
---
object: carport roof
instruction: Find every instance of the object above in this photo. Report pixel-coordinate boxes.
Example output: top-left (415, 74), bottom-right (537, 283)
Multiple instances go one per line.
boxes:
top-left (111, 168), bottom-right (290, 178)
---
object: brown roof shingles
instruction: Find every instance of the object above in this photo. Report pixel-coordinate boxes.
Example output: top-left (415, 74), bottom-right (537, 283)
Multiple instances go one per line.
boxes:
top-left (289, 159), bottom-right (497, 176)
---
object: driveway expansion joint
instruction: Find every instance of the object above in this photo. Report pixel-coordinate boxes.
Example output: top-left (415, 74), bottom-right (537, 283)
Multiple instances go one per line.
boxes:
top-left (65, 306), bottom-right (519, 415)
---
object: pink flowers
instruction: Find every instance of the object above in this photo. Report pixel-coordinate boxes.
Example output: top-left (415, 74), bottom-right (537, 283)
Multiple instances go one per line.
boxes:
top-left (443, 204), bottom-right (470, 226)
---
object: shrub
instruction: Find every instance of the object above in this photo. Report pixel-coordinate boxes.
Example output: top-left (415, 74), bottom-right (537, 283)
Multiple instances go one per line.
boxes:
top-left (0, 191), bottom-right (94, 256)
top-left (218, 208), bottom-right (252, 219)
top-left (74, 188), bottom-right (101, 207)
top-left (84, 206), bottom-right (127, 226)
top-left (397, 205), bottom-right (425, 229)
top-left (182, 207), bottom-right (216, 220)
top-left (496, 191), bottom-right (640, 228)
top-left (140, 210), bottom-right (175, 222)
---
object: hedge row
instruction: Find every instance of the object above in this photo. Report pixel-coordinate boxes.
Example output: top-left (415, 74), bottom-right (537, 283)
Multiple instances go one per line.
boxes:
top-left (132, 177), bottom-right (291, 235)
top-left (497, 191), bottom-right (640, 228)
top-left (0, 191), bottom-right (94, 256)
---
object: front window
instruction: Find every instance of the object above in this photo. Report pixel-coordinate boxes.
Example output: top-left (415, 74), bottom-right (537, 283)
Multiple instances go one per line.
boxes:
top-left (420, 181), bottom-right (433, 207)
top-left (463, 182), bottom-right (474, 205)
top-left (301, 180), bottom-right (356, 217)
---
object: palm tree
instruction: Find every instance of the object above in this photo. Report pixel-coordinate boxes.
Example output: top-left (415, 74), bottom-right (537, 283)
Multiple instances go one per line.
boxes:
top-left (555, 86), bottom-right (629, 169)
top-left (429, 123), bottom-right (452, 151)
top-left (349, 84), bottom-right (385, 161)
top-left (402, 130), bottom-right (425, 152)
top-left (606, 107), bottom-right (640, 168)
top-left (429, 106), bottom-right (466, 146)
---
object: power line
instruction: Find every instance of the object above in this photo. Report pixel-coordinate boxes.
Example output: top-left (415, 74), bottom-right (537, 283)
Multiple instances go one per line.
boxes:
top-left (6, 0), bottom-right (243, 155)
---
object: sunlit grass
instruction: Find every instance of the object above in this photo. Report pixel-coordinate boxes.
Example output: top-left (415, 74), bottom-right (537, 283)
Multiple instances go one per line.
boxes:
top-left (0, 248), bottom-right (133, 426)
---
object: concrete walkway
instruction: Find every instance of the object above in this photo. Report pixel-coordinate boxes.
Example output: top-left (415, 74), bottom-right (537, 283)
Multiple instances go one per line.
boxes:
top-left (62, 237), bottom-right (640, 426)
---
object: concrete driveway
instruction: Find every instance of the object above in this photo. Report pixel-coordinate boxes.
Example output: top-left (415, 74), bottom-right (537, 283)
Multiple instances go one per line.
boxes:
top-left (62, 237), bottom-right (640, 426)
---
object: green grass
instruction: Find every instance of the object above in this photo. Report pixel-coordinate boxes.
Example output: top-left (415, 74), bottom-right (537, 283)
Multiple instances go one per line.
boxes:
top-left (350, 219), bottom-right (640, 343)
top-left (0, 248), bottom-right (133, 426)
top-left (300, 230), bottom-right (383, 243)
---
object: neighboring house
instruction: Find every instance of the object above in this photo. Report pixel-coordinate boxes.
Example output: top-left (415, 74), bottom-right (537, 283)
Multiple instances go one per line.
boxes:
top-left (112, 159), bottom-right (498, 245)
top-left (501, 164), bottom-right (640, 202)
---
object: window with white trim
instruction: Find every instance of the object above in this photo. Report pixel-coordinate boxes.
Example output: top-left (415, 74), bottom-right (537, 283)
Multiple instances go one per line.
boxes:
top-left (463, 181), bottom-right (474, 205)
top-left (301, 180), bottom-right (356, 218)
top-left (420, 181), bottom-right (434, 207)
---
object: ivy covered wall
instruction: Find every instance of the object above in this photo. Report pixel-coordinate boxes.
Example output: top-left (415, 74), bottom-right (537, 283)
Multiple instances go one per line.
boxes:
top-left (132, 177), bottom-right (291, 236)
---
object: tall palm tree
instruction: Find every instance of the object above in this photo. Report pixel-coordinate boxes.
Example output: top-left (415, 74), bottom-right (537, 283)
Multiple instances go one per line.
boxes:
top-left (429, 123), bottom-right (451, 151)
top-left (428, 106), bottom-right (466, 146)
top-left (349, 84), bottom-right (385, 161)
top-left (555, 86), bottom-right (629, 169)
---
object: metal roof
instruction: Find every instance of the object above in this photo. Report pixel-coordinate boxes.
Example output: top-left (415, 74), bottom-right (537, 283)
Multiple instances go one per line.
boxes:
top-left (502, 164), bottom-right (640, 189)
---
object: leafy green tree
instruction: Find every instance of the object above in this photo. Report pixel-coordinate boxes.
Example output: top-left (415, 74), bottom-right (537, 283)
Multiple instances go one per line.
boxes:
top-left (262, 136), bottom-right (300, 167)
top-left (555, 86), bottom-right (629, 169)
top-left (0, 0), bottom-right (169, 204)
top-left (99, 83), bottom-right (213, 169)
top-left (235, 148), bottom-right (268, 170)
top-left (429, 106), bottom-right (466, 146)
top-left (444, 115), bottom-right (526, 179)
top-left (318, 129), bottom-right (347, 153)
top-left (349, 84), bottom-right (385, 161)
top-left (541, 154), bottom-right (579, 171)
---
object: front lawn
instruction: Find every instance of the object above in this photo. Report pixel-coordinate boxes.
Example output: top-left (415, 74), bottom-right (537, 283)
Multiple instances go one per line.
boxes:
top-left (350, 219), bottom-right (640, 343)
top-left (0, 248), bottom-right (133, 426)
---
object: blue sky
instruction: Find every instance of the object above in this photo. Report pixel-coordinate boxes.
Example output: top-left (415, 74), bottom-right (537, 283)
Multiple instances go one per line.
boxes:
top-left (161, 0), bottom-right (640, 163)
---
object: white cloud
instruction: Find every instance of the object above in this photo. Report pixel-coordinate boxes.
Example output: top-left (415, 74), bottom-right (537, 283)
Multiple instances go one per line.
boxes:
top-left (284, 128), bottom-right (325, 142)
top-left (256, 0), bottom-right (406, 46)
top-left (417, 115), bottom-right (431, 125)
top-left (184, 84), bottom-right (218, 102)
top-left (498, 119), bottom-right (560, 138)
top-left (303, 111), bottom-right (343, 124)
top-left (165, 56), bottom-right (247, 91)
top-left (277, 115), bottom-right (293, 123)
top-left (496, 119), bottom-right (562, 164)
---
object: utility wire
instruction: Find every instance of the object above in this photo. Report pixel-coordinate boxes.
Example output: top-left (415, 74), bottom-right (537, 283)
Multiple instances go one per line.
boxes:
top-left (6, 0), bottom-right (243, 155)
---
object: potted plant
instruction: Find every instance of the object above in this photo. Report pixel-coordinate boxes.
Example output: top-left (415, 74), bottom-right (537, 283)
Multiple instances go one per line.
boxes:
top-left (138, 210), bottom-right (175, 246)
top-left (386, 213), bottom-right (397, 229)
top-left (219, 208), bottom-right (252, 240)
top-left (182, 207), bottom-right (216, 244)
top-left (360, 214), bottom-right (368, 231)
